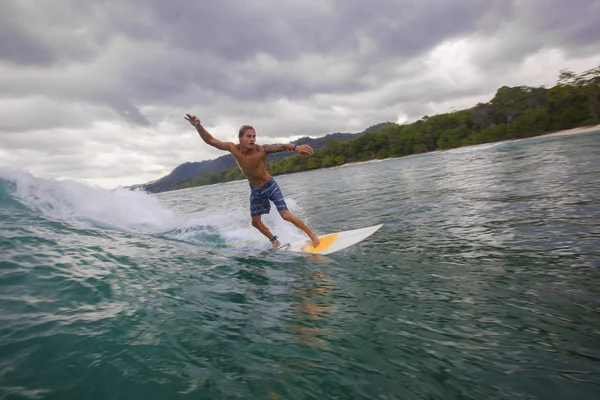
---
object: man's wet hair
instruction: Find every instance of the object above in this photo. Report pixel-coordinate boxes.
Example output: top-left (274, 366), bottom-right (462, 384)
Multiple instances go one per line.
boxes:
top-left (239, 125), bottom-right (254, 137)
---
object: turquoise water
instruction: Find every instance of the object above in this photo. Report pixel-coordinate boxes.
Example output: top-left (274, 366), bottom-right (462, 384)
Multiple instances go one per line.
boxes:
top-left (1, 132), bottom-right (599, 399)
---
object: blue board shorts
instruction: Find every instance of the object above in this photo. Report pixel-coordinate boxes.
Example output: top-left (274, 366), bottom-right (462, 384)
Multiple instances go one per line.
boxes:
top-left (249, 178), bottom-right (288, 217)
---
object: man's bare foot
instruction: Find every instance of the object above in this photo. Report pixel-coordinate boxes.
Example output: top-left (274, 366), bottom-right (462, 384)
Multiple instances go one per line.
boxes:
top-left (309, 234), bottom-right (320, 248)
top-left (272, 239), bottom-right (281, 248)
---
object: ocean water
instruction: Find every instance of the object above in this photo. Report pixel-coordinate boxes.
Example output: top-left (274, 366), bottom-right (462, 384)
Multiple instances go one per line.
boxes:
top-left (1, 131), bottom-right (599, 400)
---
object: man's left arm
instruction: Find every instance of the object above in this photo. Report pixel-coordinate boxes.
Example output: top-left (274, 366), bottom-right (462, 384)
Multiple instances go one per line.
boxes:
top-left (263, 143), bottom-right (313, 154)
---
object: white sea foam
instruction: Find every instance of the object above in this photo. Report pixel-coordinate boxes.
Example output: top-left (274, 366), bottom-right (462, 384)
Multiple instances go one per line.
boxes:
top-left (0, 168), bottom-right (307, 248)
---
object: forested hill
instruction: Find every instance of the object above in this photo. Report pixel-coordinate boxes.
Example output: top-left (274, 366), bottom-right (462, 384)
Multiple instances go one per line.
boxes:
top-left (134, 122), bottom-right (394, 193)
top-left (136, 66), bottom-right (599, 193)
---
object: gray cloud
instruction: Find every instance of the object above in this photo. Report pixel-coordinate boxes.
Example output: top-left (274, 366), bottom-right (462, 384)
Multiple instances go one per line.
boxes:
top-left (0, 27), bottom-right (55, 66)
top-left (107, 0), bottom-right (512, 101)
top-left (529, 0), bottom-right (600, 45)
top-left (1, 0), bottom-right (512, 102)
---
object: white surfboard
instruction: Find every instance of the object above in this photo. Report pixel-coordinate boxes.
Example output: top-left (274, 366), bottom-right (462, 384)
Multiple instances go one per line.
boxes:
top-left (279, 224), bottom-right (383, 255)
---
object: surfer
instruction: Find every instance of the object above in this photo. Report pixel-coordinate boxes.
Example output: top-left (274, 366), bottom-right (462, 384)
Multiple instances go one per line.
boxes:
top-left (185, 114), bottom-right (321, 249)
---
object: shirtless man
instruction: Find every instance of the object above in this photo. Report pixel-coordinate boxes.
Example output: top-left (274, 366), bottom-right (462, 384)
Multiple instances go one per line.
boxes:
top-left (185, 114), bottom-right (321, 249)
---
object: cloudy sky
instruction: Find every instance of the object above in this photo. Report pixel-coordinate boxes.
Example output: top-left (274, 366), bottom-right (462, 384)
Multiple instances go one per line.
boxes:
top-left (1, 0), bottom-right (599, 188)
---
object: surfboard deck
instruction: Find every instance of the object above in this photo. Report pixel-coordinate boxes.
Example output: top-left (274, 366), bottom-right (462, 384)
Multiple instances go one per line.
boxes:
top-left (278, 224), bottom-right (383, 255)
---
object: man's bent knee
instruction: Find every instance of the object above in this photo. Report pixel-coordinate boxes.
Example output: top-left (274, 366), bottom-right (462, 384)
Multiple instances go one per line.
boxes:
top-left (251, 217), bottom-right (263, 228)
top-left (279, 210), bottom-right (294, 222)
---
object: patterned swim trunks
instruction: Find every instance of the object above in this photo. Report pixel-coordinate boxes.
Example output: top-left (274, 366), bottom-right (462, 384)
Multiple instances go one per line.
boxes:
top-left (249, 178), bottom-right (288, 217)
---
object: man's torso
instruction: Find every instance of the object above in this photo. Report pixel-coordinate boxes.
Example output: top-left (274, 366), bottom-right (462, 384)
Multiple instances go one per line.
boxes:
top-left (231, 144), bottom-right (271, 187)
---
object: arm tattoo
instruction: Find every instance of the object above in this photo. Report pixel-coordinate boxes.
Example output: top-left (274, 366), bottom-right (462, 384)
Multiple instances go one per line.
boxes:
top-left (263, 144), bottom-right (287, 154)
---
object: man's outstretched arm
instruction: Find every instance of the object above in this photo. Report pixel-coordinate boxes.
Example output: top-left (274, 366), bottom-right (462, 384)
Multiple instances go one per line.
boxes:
top-left (185, 114), bottom-right (234, 152)
top-left (263, 143), bottom-right (314, 154)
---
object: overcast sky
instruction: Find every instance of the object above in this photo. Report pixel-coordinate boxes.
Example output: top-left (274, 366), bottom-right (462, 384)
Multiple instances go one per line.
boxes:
top-left (1, 0), bottom-right (599, 188)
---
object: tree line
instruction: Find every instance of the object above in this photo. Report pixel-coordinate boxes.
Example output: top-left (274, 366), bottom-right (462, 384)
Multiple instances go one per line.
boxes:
top-left (177, 65), bottom-right (600, 189)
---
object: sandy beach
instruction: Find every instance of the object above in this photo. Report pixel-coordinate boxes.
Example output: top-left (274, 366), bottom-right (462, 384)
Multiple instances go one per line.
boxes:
top-left (534, 124), bottom-right (600, 138)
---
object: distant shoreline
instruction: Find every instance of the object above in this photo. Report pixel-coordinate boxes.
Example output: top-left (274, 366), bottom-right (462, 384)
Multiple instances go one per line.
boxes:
top-left (531, 124), bottom-right (600, 138)
top-left (337, 124), bottom-right (600, 169)
top-left (147, 123), bottom-right (600, 192)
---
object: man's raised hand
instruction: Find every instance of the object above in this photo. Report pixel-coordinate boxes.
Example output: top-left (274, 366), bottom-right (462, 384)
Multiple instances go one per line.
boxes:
top-left (295, 144), bottom-right (314, 155)
top-left (185, 114), bottom-right (201, 127)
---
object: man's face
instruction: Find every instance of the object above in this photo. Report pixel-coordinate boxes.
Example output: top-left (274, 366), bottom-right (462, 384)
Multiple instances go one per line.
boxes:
top-left (239, 128), bottom-right (256, 149)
